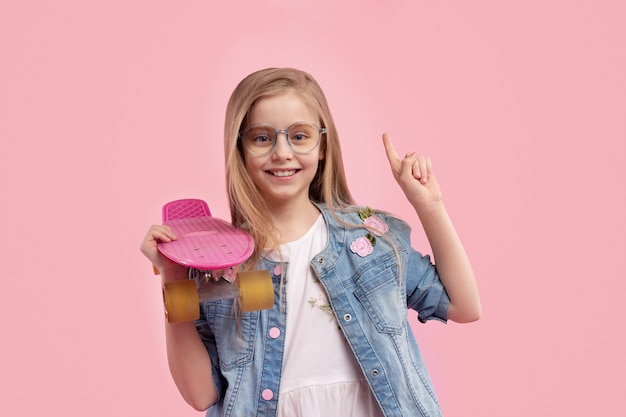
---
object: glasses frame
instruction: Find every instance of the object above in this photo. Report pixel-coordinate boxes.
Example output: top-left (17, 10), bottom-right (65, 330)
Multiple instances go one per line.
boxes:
top-left (239, 121), bottom-right (326, 156)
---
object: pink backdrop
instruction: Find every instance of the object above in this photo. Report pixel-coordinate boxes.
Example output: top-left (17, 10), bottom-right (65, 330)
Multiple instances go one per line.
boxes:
top-left (1, 1), bottom-right (624, 416)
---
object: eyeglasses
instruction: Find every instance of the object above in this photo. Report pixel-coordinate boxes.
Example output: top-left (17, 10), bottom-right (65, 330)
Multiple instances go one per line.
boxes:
top-left (240, 121), bottom-right (326, 156)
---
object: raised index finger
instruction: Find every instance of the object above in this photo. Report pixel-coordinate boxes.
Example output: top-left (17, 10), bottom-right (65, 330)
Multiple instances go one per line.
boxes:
top-left (382, 133), bottom-right (401, 172)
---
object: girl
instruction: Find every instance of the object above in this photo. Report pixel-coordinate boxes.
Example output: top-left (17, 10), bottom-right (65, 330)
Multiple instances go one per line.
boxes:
top-left (141, 68), bottom-right (481, 417)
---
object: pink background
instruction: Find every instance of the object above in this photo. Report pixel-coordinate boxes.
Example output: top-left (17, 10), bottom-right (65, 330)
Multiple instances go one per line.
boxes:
top-left (1, 1), bottom-right (624, 415)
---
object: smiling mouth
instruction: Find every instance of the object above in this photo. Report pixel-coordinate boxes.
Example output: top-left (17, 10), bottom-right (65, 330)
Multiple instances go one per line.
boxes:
top-left (268, 170), bottom-right (298, 177)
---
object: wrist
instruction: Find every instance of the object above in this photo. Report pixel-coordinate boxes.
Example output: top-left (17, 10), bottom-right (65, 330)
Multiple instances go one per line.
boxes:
top-left (155, 263), bottom-right (188, 283)
top-left (414, 199), bottom-right (446, 217)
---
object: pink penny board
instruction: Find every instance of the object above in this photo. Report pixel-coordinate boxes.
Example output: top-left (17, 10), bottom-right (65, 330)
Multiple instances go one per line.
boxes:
top-left (157, 199), bottom-right (254, 270)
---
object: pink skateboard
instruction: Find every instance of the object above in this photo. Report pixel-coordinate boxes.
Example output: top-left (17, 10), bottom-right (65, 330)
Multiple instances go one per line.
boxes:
top-left (155, 199), bottom-right (274, 322)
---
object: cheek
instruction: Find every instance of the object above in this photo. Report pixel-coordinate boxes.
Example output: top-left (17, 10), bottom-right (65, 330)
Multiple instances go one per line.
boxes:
top-left (318, 142), bottom-right (326, 161)
top-left (243, 153), bottom-right (257, 171)
top-left (245, 162), bottom-right (255, 178)
top-left (244, 156), bottom-right (269, 182)
top-left (309, 156), bottom-right (323, 174)
top-left (242, 156), bottom-right (256, 181)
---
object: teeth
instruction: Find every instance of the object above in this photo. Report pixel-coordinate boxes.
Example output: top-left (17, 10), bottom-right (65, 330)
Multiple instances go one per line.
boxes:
top-left (271, 170), bottom-right (296, 177)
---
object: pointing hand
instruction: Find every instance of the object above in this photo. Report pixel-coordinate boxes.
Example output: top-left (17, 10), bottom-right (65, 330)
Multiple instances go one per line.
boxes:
top-left (382, 133), bottom-right (443, 211)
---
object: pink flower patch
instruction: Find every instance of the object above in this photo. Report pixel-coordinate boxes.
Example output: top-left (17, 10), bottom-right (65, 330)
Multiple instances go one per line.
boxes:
top-left (350, 206), bottom-right (387, 258)
top-left (364, 215), bottom-right (389, 236)
top-left (350, 236), bottom-right (374, 257)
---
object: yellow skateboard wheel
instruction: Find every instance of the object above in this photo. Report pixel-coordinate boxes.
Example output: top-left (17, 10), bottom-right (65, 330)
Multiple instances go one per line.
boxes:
top-left (237, 270), bottom-right (274, 312)
top-left (163, 280), bottom-right (200, 323)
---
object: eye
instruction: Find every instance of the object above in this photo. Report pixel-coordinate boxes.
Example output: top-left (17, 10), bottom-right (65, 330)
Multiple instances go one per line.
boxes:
top-left (245, 127), bottom-right (274, 146)
top-left (253, 133), bottom-right (271, 143)
top-left (289, 124), bottom-right (315, 142)
top-left (291, 132), bottom-right (308, 141)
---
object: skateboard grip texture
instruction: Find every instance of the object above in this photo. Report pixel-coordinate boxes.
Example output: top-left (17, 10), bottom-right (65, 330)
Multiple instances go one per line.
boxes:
top-left (163, 199), bottom-right (211, 220)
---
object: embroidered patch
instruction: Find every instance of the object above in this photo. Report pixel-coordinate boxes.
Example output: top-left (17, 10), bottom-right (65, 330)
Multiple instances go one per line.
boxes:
top-left (308, 292), bottom-right (335, 321)
top-left (363, 214), bottom-right (389, 236)
top-left (350, 207), bottom-right (389, 258)
top-left (350, 236), bottom-right (374, 257)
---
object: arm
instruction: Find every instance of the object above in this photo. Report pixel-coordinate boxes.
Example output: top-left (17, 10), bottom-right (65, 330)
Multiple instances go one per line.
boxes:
top-left (140, 225), bottom-right (219, 410)
top-left (383, 134), bottom-right (481, 323)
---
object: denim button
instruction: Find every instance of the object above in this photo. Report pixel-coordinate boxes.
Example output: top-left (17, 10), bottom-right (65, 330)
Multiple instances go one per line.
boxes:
top-left (318, 258), bottom-right (324, 264)
top-left (269, 327), bottom-right (280, 339)
top-left (371, 369), bottom-right (380, 376)
top-left (343, 313), bottom-right (352, 321)
top-left (261, 389), bottom-right (273, 400)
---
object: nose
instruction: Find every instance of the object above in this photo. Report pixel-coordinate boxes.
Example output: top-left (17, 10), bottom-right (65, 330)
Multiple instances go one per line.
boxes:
top-left (271, 131), bottom-right (293, 159)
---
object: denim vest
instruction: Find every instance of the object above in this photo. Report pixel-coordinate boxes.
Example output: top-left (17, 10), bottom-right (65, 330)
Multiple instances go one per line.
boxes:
top-left (196, 204), bottom-right (450, 417)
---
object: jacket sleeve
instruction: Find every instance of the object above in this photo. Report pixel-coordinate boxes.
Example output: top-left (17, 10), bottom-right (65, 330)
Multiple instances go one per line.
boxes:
top-left (195, 305), bottom-right (227, 400)
top-left (386, 214), bottom-right (450, 323)
top-left (405, 251), bottom-right (450, 323)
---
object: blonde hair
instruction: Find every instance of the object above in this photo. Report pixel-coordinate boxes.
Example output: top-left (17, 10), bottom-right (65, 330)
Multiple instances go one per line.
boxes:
top-left (224, 68), bottom-right (355, 267)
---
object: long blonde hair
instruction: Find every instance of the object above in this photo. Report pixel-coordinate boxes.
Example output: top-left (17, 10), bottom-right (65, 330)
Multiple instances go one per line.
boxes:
top-left (224, 68), bottom-right (355, 267)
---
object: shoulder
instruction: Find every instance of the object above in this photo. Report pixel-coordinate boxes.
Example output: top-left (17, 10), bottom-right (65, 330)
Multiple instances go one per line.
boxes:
top-left (316, 202), bottom-right (413, 242)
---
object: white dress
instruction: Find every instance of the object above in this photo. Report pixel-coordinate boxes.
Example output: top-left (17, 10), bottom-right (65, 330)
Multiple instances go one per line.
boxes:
top-left (264, 215), bottom-right (384, 417)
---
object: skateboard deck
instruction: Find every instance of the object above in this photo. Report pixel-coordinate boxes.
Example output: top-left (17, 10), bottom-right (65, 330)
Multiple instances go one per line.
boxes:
top-left (154, 199), bottom-right (273, 322)
top-left (157, 198), bottom-right (254, 270)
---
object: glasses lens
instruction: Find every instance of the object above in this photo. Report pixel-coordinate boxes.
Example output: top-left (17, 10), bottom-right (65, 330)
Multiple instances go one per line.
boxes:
top-left (241, 122), bottom-right (322, 155)
top-left (242, 126), bottom-right (275, 154)
top-left (287, 123), bottom-right (320, 153)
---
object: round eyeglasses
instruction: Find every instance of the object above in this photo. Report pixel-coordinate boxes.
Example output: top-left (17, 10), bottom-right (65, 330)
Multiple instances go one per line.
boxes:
top-left (240, 121), bottom-right (326, 156)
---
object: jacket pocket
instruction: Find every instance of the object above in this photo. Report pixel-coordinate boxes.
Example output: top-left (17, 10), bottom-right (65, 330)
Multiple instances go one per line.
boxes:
top-left (203, 301), bottom-right (258, 371)
top-left (353, 259), bottom-right (405, 334)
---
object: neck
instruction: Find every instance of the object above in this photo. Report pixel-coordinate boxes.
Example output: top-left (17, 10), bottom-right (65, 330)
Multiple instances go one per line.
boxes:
top-left (268, 198), bottom-right (320, 243)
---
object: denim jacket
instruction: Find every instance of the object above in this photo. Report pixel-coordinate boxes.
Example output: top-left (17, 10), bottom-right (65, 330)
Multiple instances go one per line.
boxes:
top-left (196, 204), bottom-right (450, 417)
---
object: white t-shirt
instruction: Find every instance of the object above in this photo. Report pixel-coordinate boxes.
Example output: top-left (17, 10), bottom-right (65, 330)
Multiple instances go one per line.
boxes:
top-left (264, 215), bottom-right (383, 417)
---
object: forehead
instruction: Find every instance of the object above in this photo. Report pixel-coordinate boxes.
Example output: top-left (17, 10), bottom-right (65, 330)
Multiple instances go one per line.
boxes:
top-left (248, 91), bottom-right (318, 127)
